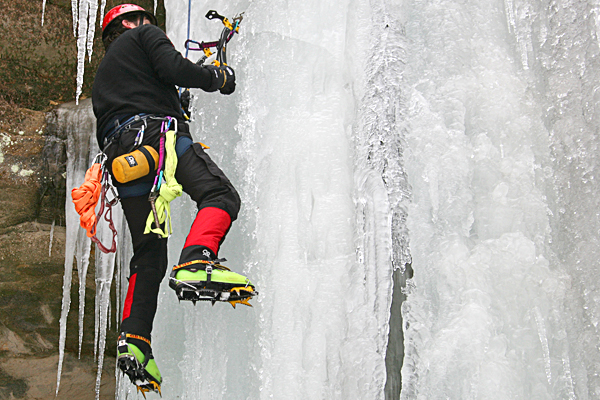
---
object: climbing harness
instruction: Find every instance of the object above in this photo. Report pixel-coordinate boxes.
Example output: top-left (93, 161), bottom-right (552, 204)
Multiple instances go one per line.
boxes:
top-left (103, 114), bottom-right (153, 150)
top-left (71, 153), bottom-right (119, 253)
top-left (179, 8), bottom-right (244, 120)
top-left (73, 114), bottom-right (183, 250)
top-left (144, 117), bottom-right (182, 238)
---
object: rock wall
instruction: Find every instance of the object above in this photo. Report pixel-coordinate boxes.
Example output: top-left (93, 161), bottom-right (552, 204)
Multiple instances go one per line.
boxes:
top-left (0, 107), bottom-right (116, 399)
top-left (0, 0), bottom-right (165, 397)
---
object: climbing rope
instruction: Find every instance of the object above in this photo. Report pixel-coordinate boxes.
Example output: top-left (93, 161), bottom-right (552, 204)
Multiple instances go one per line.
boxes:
top-left (91, 167), bottom-right (118, 253)
top-left (185, 0), bottom-right (192, 59)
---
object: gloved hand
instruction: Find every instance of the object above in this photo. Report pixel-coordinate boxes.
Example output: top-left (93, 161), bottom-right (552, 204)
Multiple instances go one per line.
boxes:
top-left (203, 65), bottom-right (236, 95)
top-left (219, 65), bottom-right (236, 95)
top-left (180, 88), bottom-right (191, 116)
top-left (204, 65), bottom-right (224, 92)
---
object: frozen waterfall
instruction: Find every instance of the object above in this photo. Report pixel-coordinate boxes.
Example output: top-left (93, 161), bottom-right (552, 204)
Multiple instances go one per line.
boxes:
top-left (55, 0), bottom-right (600, 398)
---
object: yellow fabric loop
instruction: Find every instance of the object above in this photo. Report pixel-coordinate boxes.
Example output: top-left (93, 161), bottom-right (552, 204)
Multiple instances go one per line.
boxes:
top-left (144, 130), bottom-right (182, 237)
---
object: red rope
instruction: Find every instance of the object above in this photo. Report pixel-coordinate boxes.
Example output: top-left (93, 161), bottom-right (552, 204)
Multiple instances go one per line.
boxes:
top-left (91, 170), bottom-right (118, 253)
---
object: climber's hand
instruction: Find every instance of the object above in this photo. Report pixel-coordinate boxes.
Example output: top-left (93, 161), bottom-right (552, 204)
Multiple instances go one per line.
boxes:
top-left (219, 66), bottom-right (235, 95)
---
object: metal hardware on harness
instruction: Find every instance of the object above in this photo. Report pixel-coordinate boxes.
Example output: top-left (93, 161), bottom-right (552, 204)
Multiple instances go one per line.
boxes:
top-left (103, 114), bottom-right (153, 150)
top-left (148, 191), bottom-right (161, 234)
top-left (146, 116), bottom-right (178, 238)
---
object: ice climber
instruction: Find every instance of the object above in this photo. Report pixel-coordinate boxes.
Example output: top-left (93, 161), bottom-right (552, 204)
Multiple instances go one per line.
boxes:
top-left (91, 4), bottom-right (256, 395)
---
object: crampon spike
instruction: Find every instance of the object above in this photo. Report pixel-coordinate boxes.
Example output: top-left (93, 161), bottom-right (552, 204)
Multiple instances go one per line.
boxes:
top-left (230, 286), bottom-right (254, 296)
top-left (240, 297), bottom-right (253, 307)
top-left (229, 297), bottom-right (253, 308)
top-left (135, 382), bottom-right (160, 398)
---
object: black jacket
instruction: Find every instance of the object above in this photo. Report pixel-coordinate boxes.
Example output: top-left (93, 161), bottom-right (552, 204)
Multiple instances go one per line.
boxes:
top-left (92, 24), bottom-right (218, 146)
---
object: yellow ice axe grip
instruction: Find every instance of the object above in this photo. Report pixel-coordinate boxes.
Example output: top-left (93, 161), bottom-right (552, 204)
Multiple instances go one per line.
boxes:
top-left (220, 71), bottom-right (227, 88)
top-left (222, 17), bottom-right (233, 30)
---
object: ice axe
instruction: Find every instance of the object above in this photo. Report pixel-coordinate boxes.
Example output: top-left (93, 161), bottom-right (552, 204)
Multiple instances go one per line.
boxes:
top-left (184, 10), bottom-right (244, 67)
top-left (179, 10), bottom-right (243, 118)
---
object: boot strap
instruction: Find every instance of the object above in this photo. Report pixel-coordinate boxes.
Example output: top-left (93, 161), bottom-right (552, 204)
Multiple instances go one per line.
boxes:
top-left (172, 259), bottom-right (230, 272)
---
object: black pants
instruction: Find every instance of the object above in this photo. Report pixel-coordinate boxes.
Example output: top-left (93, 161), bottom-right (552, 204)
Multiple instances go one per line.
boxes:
top-left (108, 119), bottom-right (241, 340)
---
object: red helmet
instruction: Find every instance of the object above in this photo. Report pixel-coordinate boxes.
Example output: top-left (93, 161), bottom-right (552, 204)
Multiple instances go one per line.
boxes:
top-left (102, 4), bottom-right (157, 31)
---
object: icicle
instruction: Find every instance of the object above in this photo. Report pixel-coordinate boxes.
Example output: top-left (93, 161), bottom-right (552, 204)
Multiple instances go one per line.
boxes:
top-left (56, 222), bottom-right (76, 396)
top-left (48, 219), bottom-right (55, 257)
top-left (75, 0), bottom-right (90, 104)
top-left (41, 0), bottom-right (47, 26)
top-left (71, 0), bottom-right (78, 36)
top-left (87, 0), bottom-right (99, 62)
top-left (94, 282), bottom-right (110, 400)
top-left (99, 0), bottom-right (107, 30)
top-left (115, 242), bottom-right (123, 328)
top-left (77, 230), bottom-right (92, 358)
top-left (533, 306), bottom-right (552, 385)
top-left (77, 125), bottom-right (97, 358)
top-left (56, 101), bottom-right (96, 395)
top-left (93, 276), bottom-right (100, 361)
top-left (115, 245), bottom-right (121, 328)
top-left (108, 292), bottom-right (112, 331)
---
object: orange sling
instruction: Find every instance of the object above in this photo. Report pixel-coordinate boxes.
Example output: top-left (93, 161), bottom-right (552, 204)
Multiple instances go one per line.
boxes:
top-left (72, 162), bottom-right (103, 237)
top-left (71, 160), bottom-right (118, 253)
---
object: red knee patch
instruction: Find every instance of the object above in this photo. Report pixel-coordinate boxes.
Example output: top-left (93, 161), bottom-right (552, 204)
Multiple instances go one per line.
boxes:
top-left (184, 207), bottom-right (231, 254)
top-left (122, 273), bottom-right (137, 320)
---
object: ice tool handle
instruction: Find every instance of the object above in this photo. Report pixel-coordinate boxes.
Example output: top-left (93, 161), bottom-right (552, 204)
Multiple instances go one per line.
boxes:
top-left (179, 10), bottom-right (242, 119)
top-left (184, 10), bottom-right (244, 67)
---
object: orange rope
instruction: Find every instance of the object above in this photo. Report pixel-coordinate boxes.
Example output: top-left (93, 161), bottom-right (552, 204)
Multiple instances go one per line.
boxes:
top-left (71, 163), bottom-right (103, 237)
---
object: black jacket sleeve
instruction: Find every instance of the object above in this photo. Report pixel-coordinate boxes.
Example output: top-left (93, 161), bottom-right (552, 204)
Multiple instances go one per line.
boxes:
top-left (138, 24), bottom-right (217, 91)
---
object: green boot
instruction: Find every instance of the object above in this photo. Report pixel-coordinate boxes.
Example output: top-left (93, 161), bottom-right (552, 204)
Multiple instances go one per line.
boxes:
top-left (117, 333), bottom-right (162, 397)
top-left (169, 258), bottom-right (257, 307)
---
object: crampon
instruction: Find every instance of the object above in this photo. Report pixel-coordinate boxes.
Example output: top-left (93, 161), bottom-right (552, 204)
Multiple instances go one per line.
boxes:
top-left (117, 333), bottom-right (162, 398)
top-left (169, 259), bottom-right (257, 308)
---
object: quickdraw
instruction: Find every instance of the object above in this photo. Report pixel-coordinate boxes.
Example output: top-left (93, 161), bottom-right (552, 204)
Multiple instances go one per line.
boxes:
top-left (71, 153), bottom-right (119, 254)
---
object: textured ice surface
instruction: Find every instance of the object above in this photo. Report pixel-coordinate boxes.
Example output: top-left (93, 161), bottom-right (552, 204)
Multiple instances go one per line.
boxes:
top-left (401, 0), bottom-right (599, 399)
top-left (143, 0), bottom-right (402, 399)
top-left (56, 0), bottom-right (600, 398)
